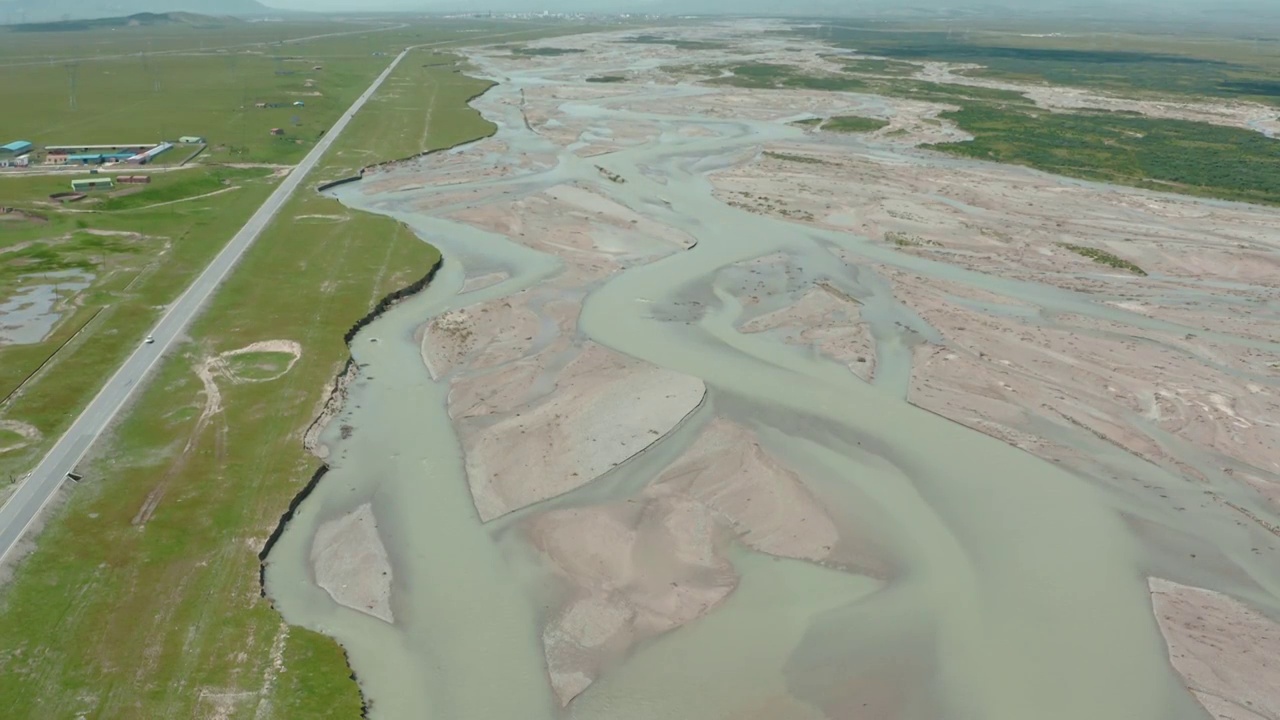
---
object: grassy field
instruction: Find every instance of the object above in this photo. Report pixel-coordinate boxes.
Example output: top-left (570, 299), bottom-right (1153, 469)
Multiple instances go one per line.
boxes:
top-left (619, 33), bottom-right (728, 51)
top-left (824, 115), bottom-right (890, 133)
top-left (0, 166), bottom-right (278, 485)
top-left (0, 14), bottom-right (590, 487)
top-left (686, 46), bottom-right (1280, 208)
top-left (786, 23), bottom-right (1280, 103)
top-left (930, 102), bottom-right (1280, 206)
top-left (0, 16), bottom-right (578, 165)
top-left (707, 62), bottom-right (872, 91)
top-left (836, 57), bottom-right (919, 76)
top-left (0, 45), bottom-right (498, 718)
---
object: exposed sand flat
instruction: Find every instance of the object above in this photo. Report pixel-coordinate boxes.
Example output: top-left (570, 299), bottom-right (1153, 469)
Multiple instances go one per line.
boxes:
top-left (532, 498), bottom-right (737, 706)
top-left (897, 272), bottom-right (1280, 483)
top-left (1150, 578), bottom-right (1280, 720)
top-left (310, 504), bottom-right (393, 624)
top-left (463, 342), bottom-right (705, 521)
top-left (656, 419), bottom-right (836, 562)
top-left (740, 285), bottom-right (876, 383)
top-left (531, 418), bottom-right (876, 706)
top-left (460, 271), bottom-right (508, 294)
top-left (420, 297), bottom-right (540, 381)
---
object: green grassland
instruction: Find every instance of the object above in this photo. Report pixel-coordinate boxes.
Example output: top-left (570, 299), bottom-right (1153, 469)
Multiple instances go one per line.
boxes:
top-left (0, 17), bottom-right (581, 165)
top-left (0, 15), bottom-right (584, 486)
top-left (0, 167), bottom-right (279, 484)
top-left (2, 39), bottom-right (391, 165)
top-left (619, 34), bottom-right (727, 50)
top-left (687, 48), bottom-right (1280, 208)
top-left (511, 46), bottom-right (585, 56)
top-left (0, 46), bottom-right (498, 718)
top-left (0, 17), bottom-right (357, 61)
top-left (786, 23), bottom-right (1280, 103)
top-left (837, 57), bottom-right (919, 76)
top-left (707, 62), bottom-right (871, 91)
top-left (824, 115), bottom-right (890, 133)
top-left (225, 351), bottom-right (295, 381)
top-left (930, 103), bottom-right (1280, 206)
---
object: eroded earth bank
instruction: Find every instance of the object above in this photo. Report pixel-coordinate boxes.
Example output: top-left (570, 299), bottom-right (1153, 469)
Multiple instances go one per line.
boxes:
top-left (264, 22), bottom-right (1280, 720)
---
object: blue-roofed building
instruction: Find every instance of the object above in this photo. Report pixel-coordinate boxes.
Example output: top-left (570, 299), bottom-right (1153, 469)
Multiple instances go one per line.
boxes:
top-left (1, 141), bottom-right (33, 155)
top-left (67, 153), bottom-right (106, 165)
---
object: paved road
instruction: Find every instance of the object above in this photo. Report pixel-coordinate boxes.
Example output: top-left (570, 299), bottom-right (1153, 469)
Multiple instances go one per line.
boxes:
top-left (0, 49), bottom-right (409, 566)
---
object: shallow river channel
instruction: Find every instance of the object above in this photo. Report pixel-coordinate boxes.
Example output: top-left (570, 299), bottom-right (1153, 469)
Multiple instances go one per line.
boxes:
top-left (264, 42), bottom-right (1280, 720)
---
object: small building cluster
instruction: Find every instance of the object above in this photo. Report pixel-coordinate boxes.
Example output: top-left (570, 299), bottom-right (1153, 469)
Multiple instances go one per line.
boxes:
top-left (0, 136), bottom-right (206, 171)
top-left (0, 140), bottom-right (32, 168)
top-left (48, 142), bottom-right (175, 166)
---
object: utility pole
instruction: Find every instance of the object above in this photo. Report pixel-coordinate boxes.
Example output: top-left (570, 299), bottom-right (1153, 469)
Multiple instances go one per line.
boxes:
top-left (66, 63), bottom-right (79, 110)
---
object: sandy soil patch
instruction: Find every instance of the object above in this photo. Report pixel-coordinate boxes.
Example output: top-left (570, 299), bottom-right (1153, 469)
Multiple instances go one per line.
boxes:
top-left (311, 504), bottom-right (393, 623)
top-left (0, 419), bottom-right (40, 455)
top-left (463, 342), bottom-right (705, 521)
top-left (195, 340), bottom-right (302, 428)
top-left (741, 283), bottom-right (877, 383)
top-left (1150, 578), bottom-right (1280, 720)
top-left (895, 271), bottom-right (1280, 483)
top-left (293, 214), bottom-right (349, 223)
top-left (415, 184), bottom-right (707, 521)
top-left (460, 271), bottom-right (509, 294)
top-left (530, 418), bottom-right (879, 706)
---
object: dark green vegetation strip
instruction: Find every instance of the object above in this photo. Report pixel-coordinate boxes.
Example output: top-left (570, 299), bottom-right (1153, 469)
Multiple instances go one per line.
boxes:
top-left (701, 62), bottom-right (1031, 106)
top-left (620, 34), bottom-right (727, 50)
top-left (838, 57), bottom-right (918, 76)
top-left (763, 151), bottom-right (832, 165)
top-left (878, 79), bottom-right (1030, 104)
top-left (587, 75), bottom-right (628, 83)
top-left (824, 115), bottom-right (890, 133)
top-left (787, 24), bottom-right (1280, 103)
top-left (931, 103), bottom-right (1280, 206)
top-left (1057, 243), bottom-right (1147, 275)
top-left (511, 46), bottom-right (585, 56)
top-left (708, 62), bottom-right (870, 91)
top-left (692, 36), bottom-right (1280, 208)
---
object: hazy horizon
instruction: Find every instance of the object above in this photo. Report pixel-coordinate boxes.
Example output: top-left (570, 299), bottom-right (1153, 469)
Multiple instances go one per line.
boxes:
top-left (260, 0), bottom-right (1273, 11)
top-left (5, 0), bottom-right (1280, 28)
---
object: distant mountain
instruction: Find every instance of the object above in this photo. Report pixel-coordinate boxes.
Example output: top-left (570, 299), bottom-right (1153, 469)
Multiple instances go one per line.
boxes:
top-left (0, 0), bottom-right (269, 24)
top-left (6, 11), bottom-right (248, 31)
